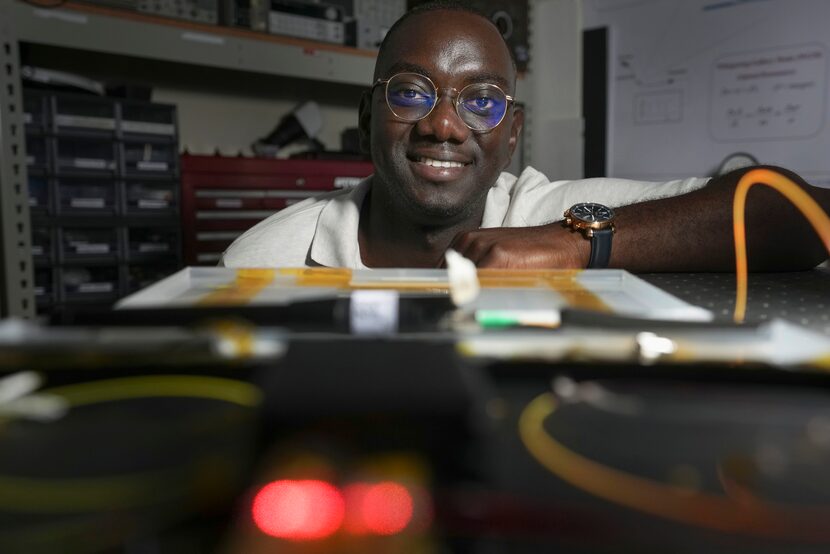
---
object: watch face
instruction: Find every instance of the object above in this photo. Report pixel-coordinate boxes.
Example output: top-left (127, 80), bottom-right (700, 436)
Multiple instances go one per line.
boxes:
top-left (570, 202), bottom-right (615, 224)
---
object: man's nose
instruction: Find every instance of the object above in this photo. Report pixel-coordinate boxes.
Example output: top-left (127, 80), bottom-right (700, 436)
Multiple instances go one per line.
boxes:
top-left (415, 94), bottom-right (471, 143)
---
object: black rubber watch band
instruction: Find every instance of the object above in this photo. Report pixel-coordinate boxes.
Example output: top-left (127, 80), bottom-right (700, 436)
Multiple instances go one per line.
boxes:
top-left (587, 228), bottom-right (613, 268)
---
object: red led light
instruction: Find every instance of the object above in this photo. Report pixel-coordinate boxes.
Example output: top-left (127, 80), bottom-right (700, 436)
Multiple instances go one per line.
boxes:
top-left (344, 481), bottom-right (414, 536)
top-left (252, 480), bottom-right (345, 540)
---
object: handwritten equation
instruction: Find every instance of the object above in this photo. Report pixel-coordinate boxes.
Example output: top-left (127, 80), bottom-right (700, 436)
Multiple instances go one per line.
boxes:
top-left (709, 44), bottom-right (826, 141)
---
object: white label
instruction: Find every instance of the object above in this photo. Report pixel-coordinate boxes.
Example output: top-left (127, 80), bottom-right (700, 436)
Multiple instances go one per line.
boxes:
top-left (216, 198), bottom-right (242, 208)
top-left (31, 245), bottom-right (43, 255)
top-left (78, 282), bottom-right (113, 294)
top-left (138, 198), bottom-right (169, 209)
top-left (334, 176), bottom-right (363, 189)
top-left (197, 252), bottom-right (222, 262)
top-left (29, 197), bottom-right (38, 207)
top-left (136, 161), bottom-right (168, 171)
top-left (26, 156), bottom-right (36, 166)
top-left (73, 243), bottom-right (110, 254)
top-left (73, 158), bottom-right (108, 170)
top-left (122, 121), bottom-right (175, 135)
top-left (34, 286), bottom-right (45, 296)
top-left (138, 243), bottom-right (169, 253)
top-left (24, 113), bottom-right (33, 124)
top-left (349, 290), bottom-right (399, 335)
top-left (55, 114), bottom-right (115, 130)
top-left (70, 198), bottom-right (105, 209)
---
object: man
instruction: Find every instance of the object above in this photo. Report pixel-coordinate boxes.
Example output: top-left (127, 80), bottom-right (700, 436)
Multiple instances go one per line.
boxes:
top-left (221, 1), bottom-right (829, 271)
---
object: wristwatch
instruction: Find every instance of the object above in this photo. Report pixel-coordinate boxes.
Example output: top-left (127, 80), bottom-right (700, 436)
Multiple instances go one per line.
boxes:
top-left (563, 202), bottom-right (616, 268)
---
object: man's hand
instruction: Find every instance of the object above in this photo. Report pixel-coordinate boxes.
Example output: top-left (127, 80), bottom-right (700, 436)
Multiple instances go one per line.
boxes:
top-left (447, 223), bottom-right (589, 268)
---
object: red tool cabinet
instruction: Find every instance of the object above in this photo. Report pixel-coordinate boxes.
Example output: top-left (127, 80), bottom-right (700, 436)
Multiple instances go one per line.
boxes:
top-left (180, 154), bottom-right (374, 265)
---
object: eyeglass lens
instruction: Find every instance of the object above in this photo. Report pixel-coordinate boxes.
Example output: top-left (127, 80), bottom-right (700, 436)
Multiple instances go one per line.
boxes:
top-left (385, 73), bottom-right (509, 131)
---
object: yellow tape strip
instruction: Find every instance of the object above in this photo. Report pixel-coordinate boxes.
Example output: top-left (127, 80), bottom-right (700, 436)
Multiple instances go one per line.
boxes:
top-left (197, 268), bottom-right (276, 306)
top-left (198, 268), bottom-right (608, 312)
top-left (280, 267), bottom-right (353, 288)
top-left (208, 320), bottom-right (256, 358)
top-left (478, 269), bottom-right (610, 312)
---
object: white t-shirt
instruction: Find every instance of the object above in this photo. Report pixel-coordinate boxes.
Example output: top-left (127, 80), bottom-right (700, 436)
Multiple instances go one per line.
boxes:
top-left (220, 166), bottom-right (709, 268)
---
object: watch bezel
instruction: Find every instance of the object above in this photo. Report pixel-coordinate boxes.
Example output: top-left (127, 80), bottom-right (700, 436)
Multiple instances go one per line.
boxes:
top-left (564, 202), bottom-right (616, 236)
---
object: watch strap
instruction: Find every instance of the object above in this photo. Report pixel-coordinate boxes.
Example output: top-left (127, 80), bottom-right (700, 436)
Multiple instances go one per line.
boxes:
top-left (587, 228), bottom-right (613, 268)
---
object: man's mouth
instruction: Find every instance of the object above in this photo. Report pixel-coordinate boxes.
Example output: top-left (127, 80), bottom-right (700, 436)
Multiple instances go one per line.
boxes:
top-left (416, 156), bottom-right (467, 169)
top-left (409, 155), bottom-right (471, 182)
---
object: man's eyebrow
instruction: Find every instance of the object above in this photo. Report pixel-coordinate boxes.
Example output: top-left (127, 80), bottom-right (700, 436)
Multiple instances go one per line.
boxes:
top-left (379, 63), bottom-right (512, 90)
top-left (380, 62), bottom-right (434, 80)
top-left (468, 72), bottom-right (511, 90)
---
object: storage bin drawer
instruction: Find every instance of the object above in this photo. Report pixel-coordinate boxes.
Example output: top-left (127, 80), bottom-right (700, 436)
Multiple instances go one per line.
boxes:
top-left (123, 141), bottom-right (177, 176)
top-left (121, 103), bottom-right (177, 138)
top-left (23, 91), bottom-right (48, 132)
top-left (61, 227), bottom-right (119, 260)
top-left (126, 182), bottom-right (177, 214)
top-left (57, 178), bottom-right (117, 214)
top-left (28, 176), bottom-right (50, 212)
top-left (62, 266), bottom-right (119, 300)
top-left (31, 227), bottom-right (54, 262)
top-left (127, 227), bottom-right (178, 259)
top-left (25, 135), bottom-right (49, 170)
top-left (56, 137), bottom-right (116, 174)
top-left (34, 267), bottom-right (55, 304)
top-left (54, 95), bottom-right (116, 134)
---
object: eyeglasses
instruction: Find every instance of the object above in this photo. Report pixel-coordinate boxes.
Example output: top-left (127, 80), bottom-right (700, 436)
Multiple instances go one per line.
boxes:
top-left (371, 72), bottom-right (515, 132)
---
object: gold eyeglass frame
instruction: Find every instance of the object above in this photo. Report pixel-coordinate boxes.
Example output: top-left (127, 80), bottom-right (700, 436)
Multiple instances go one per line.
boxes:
top-left (371, 72), bottom-right (516, 132)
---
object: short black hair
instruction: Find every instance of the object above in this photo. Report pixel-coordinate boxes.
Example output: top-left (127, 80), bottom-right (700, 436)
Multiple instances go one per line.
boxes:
top-left (375, 0), bottom-right (517, 79)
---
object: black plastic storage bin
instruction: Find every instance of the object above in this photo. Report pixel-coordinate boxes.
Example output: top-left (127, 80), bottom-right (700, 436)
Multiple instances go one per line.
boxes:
top-left (127, 226), bottom-right (178, 260)
top-left (125, 181), bottom-right (178, 214)
top-left (25, 135), bottom-right (49, 170)
top-left (60, 227), bottom-right (120, 261)
top-left (55, 136), bottom-right (117, 174)
top-left (28, 175), bottom-right (50, 213)
top-left (61, 265), bottom-right (120, 302)
top-left (123, 140), bottom-right (177, 177)
top-left (53, 94), bottom-right (116, 136)
top-left (120, 102), bottom-right (177, 139)
top-left (23, 91), bottom-right (49, 133)
top-left (57, 177), bottom-right (118, 215)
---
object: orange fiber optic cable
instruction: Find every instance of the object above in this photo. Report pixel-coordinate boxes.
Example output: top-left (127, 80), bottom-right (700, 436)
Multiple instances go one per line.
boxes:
top-left (732, 169), bottom-right (830, 323)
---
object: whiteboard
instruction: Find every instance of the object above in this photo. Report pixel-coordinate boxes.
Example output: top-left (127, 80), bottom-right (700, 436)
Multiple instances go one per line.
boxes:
top-left (583, 0), bottom-right (830, 187)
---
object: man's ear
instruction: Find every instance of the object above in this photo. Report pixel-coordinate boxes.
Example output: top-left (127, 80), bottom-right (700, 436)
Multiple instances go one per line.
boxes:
top-left (358, 90), bottom-right (372, 155)
top-left (507, 104), bottom-right (524, 163)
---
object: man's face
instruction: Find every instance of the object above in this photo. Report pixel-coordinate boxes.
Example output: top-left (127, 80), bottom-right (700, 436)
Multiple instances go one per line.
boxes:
top-left (361, 10), bottom-right (523, 226)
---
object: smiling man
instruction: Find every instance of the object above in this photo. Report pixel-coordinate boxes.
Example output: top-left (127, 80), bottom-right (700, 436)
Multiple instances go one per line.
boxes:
top-left (221, 1), bottom-right (829, 271)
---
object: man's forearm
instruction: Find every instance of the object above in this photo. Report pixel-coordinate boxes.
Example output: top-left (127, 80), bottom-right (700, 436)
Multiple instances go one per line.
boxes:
top-left (609, 166), bottom-right (830, 272)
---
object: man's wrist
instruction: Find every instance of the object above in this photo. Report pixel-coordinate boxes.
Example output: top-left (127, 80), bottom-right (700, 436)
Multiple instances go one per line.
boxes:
top-left (553, 223), bottom-right (591, 268)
